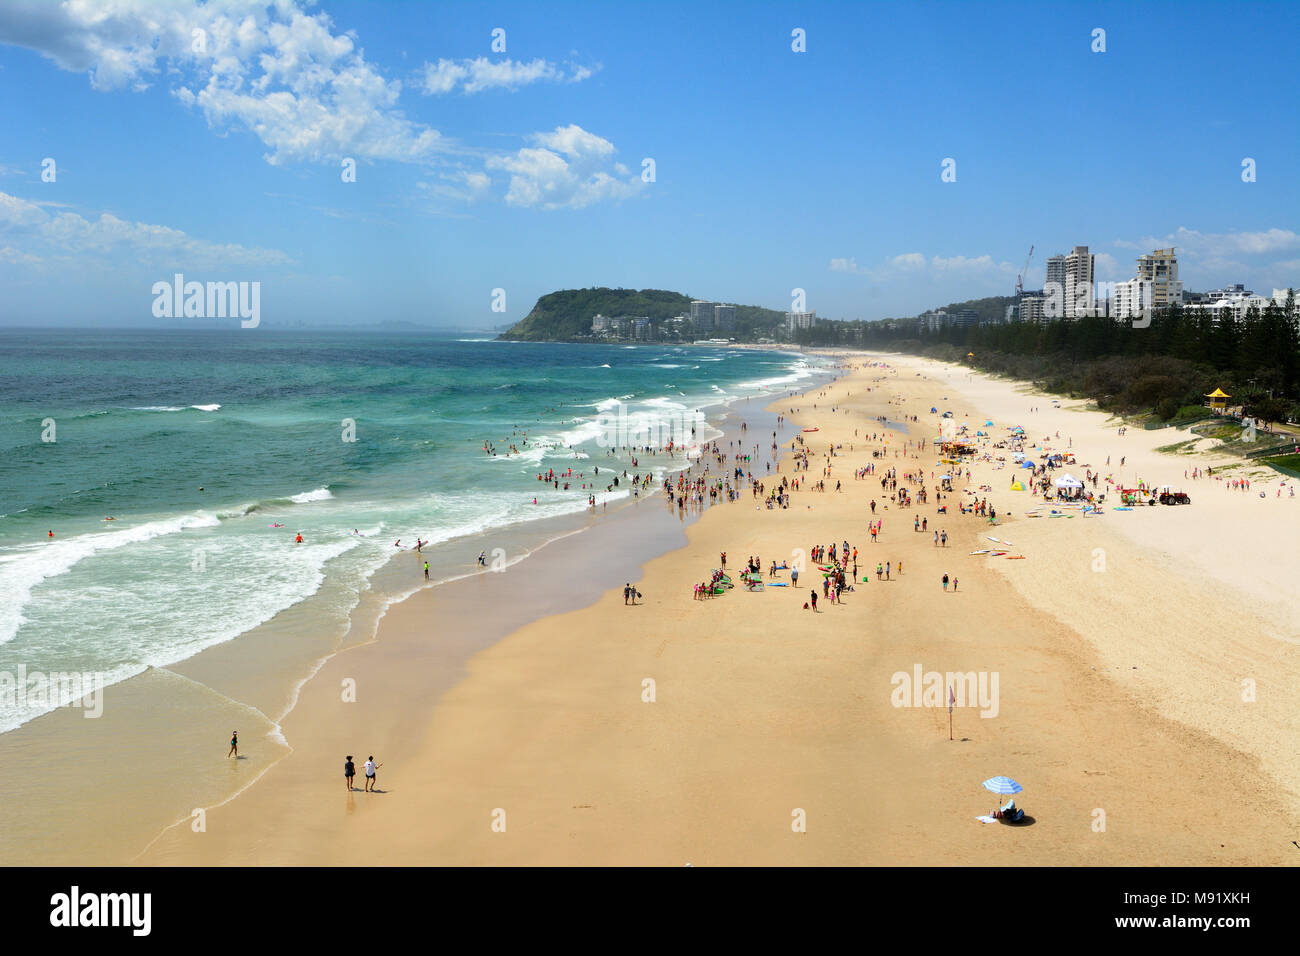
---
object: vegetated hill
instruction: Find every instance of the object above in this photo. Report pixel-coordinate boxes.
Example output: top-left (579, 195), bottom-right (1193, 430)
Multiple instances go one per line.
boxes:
top-left (497, 287), bottom-right (788, 341)
top-left (920, 295), bottom-right (1017, 324)
top-left (499, 288), bottom-right (691, 340)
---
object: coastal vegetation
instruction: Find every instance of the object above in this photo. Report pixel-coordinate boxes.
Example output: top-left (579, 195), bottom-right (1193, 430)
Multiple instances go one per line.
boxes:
top-left (504, 286), bottom-right (1300, 426)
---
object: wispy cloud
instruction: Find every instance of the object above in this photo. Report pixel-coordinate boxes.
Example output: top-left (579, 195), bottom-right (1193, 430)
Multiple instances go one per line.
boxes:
top-left (0, 191), bottom-right (293, 267)
top-left (831, 253), bottom-right (1015, 282)
top-left (1114, 227), bottom-right (1300, 258)
top-left (420, 57), bottom-right (596, 95)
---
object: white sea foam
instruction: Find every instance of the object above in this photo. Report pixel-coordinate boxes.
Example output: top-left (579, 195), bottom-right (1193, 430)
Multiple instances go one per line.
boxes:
top-left (289, 487), bottom-right (333, 504)
top-left (0, 512), bottom-right (221, 646)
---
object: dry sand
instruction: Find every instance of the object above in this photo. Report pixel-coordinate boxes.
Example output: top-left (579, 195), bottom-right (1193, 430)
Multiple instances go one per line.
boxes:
top-left (139, 351), bottom-right (1300, 866)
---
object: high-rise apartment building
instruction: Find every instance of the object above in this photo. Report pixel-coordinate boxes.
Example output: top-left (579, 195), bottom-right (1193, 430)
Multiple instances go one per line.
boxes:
top-left (785, 311), bottom-right (816, 334)
top-left (713, 304), bottom-right (737, 334)
top-left (690, 300), bottom-right (715, 334)
top-left (1110, 248), bottom-right (1182, 319)
top-left (1064, 246), bottom-right (1095, 317)
top-left (1043, 245), bottom-right (1095, 318)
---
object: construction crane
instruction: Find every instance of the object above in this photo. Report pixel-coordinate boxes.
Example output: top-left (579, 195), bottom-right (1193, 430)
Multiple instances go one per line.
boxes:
top-left (1016, 245), bottom-right (1034, 296)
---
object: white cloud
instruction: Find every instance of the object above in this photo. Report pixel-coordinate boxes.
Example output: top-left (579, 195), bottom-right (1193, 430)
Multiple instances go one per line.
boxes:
top-left (0, 190), bottom-right (293, 267)
top-left (1114, 227), bottom-right (1300, 258)
top-left (486, 125), bottom-right (643, 210)
top-left (0, 4), bottom-right (634, 209)
top-left (420, 57), bottom-right (595, 95)
top-left (1093, 251), bottom-right (1122, 280)
top-left (0, 245), bottom-right (42, 264)
top-left (0, 0), bottom-right (445, 165)
top-left (417, 169), bottom-right (492, 203)
top-left (831, 252), bottom-right (1014, 282)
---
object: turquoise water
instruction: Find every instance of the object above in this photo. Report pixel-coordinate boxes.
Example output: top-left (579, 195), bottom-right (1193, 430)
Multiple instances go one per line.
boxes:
top-left (0, 330), bottom-right (829, 732)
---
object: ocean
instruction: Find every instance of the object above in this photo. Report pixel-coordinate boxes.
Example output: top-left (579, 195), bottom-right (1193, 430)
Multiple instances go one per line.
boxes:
top-left (0, 329), bottom-right (831, 734)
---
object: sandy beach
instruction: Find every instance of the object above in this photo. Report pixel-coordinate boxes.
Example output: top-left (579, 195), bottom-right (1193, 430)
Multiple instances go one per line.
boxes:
top-left (133, 351), bottom-right (1299, 866)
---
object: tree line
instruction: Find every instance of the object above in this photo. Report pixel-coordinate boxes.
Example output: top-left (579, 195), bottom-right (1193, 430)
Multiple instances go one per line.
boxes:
top-left (794, 292), bottom-right (1299, 426)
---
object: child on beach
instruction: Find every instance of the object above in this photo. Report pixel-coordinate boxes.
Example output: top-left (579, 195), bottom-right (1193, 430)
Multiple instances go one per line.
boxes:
top-left (364, 755), bottom-right (382, 792)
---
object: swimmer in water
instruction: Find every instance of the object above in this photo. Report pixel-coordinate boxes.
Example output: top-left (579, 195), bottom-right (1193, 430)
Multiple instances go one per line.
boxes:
top-left (295, 533), bottom-right (303, 544)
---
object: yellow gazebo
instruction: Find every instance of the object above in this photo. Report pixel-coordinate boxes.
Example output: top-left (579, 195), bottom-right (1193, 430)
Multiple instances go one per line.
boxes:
top-left (1205, 387), bottom-right (1230, 412)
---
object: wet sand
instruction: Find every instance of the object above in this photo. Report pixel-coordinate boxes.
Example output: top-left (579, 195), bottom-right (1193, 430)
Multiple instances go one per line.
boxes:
top-left (134, 353), bottom-right (1299, 865)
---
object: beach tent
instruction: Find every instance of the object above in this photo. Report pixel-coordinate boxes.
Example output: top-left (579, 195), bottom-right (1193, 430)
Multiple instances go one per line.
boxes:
top-left (1053, 473), bottom-right (1083, 489)
top-left (1010, 481), bottom-right (1024, 491)
top-left (1020, 460), bottom-right (1034, 469)
top-left (930, 407), bottom-right (937, 413)
top-left (984, 420), bottom-right (994, 426)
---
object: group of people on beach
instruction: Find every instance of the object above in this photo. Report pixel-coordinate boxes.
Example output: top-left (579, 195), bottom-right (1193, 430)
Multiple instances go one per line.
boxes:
top-left (344, 754), bottom-right (382, 792)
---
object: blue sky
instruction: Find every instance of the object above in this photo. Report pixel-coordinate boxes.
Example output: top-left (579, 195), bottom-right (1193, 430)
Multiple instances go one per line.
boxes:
top-left (1, 0), bottom-right (1297, 328)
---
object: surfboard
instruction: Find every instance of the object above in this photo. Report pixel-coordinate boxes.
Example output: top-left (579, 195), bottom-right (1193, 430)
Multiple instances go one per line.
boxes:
top-left (969, 549), bottom-right (990, 555)
top-left (768, 582), bottom-right (789, 586)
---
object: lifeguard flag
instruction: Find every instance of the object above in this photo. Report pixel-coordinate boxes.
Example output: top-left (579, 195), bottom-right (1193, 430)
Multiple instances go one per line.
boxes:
top-left (948, 685), bottom-right (956, 714)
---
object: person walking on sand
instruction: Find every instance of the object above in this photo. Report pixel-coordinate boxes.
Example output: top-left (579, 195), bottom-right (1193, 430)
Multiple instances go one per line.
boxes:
top-left (933, 530), bottom-right (939, 547)
top-left (810, 590), bottom-right (818, 611)
top-left (791, 567), bottom-right (799, 587)
top-left (942, 573), bottom-right (949, 592)
top-left (941, 529), bottom-right (947, 547)
top-left (478, 551), bottom-right (486, 566)
top-left (364, 755), bottom-right (382, 792)
top-left (344, 755), bottom-right (356, 791)
top-left (227, 730), bottom-right (238, 758)
top-left (423, 560), bottom-right (429, 580)
top-left (624, 583), bottom-right (631, 605)
top-left (953, 577), bottom-right (958, 592)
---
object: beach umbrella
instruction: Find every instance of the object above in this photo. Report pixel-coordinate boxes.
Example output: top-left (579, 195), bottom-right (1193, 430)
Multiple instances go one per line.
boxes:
top-left (983, 776), bottom-right (1023, 795)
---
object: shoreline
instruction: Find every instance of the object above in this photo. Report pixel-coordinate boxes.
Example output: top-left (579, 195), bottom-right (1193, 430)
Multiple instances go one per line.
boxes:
top-left (15, 349), bottom-right (1298, 865)
top-left (0, 377), bottom-right (829, 865)
top-left (143, 350), bottom-right (1300, 864)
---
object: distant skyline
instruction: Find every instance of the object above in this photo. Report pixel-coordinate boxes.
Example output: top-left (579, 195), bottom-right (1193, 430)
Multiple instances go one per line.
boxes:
top-left (1, 0), bottom-right (1297, 328)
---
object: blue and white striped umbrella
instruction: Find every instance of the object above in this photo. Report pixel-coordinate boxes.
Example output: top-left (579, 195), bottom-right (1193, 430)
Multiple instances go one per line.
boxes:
top-left (983, 776), bottom-right (1023, 795)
